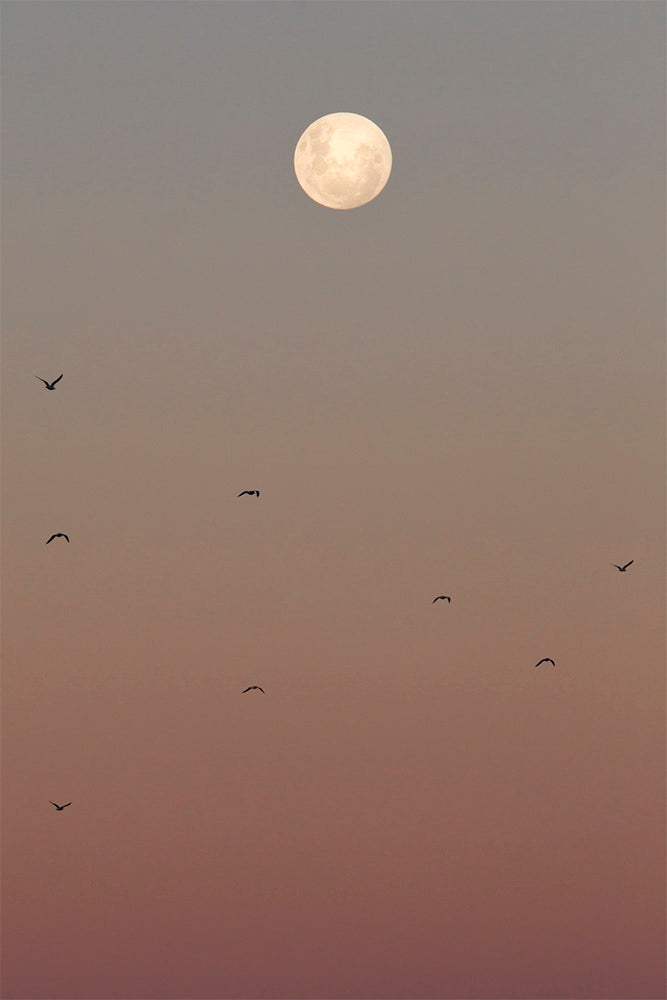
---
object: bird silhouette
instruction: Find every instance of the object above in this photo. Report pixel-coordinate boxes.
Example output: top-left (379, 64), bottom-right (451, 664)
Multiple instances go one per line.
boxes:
top-left (432, 595), bottom-right (451, 603)
top-left (238, 490), bottom-right (260, 497)
top-left (535, 658), bottom-right (555, 668)
top-left (46, 533), bottom-right (69, 544)
top-left (612, 560), bottom-right (634, 572)
top-left (35, 374), bottom-right (63, 390)
top-left (49, 801), bottom-right (71, 810)
top-left (242, 686), bottom-right (265, 693)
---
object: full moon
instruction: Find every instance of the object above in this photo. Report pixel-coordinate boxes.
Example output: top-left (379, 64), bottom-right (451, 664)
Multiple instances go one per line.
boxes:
top-left (294, 113), bottom-right (392, 210)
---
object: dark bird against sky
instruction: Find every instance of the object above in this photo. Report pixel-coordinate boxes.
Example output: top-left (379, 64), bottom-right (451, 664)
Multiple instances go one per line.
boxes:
top-left (535, 658), bottom-right (556, 668)
top-left (49, 801), bottom-right (71, 810)
top-left (238, 490), bottom-right (260, 497)
top-left (242, 686), bottom-right (265, 693)
top-left (612, 560), bottom-right (634, 572)
top-left (46, 533), bottom-right (69, 544)
top-left (35, 374), bottom-right (63, 390)
top-left (432, 595), bottom-right (451, 603)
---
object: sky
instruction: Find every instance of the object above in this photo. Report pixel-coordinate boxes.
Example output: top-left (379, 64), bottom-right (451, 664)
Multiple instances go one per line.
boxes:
top-left (1, 2), bottom-right (665, 998)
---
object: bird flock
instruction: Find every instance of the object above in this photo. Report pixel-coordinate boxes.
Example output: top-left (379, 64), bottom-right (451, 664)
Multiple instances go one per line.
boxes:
top-left (38, 373), bottom-right (634, 812)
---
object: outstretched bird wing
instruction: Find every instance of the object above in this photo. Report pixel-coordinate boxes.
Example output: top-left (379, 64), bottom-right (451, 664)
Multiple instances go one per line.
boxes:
top-left (51, 374), bottom-right (64, 385)
top-left (62, 802), bottom-right (71, 808)
top-left (46, 535), bottom-right (56, 544)
top-left (622, 560), bottom-right (634, 570)
top-left (35, 377), bottom-right (49, 386)
top-left (49, 801), bottom-right (60, 807)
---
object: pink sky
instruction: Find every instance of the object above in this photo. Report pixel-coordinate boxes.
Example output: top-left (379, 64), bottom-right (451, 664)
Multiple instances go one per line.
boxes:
top-left (2, 2), bottom-right (664, 997)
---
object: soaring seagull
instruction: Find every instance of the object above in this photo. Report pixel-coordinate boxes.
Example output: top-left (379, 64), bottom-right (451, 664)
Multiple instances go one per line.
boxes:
top-left (612, 560), bottom-right (634, 572)
top-left (46, 533), bottom-right (69, 544)
top-left (535, 658), bottom-right (555, 668)
top-left (35, 374), bottom-right (63, 390)
top-left (49, 801), bottom-right (71, 811)
top-left (242, 686), bottom-right (265, 693)
top-left (238, 490), bottom-right (260, 498)
top-left (432, 595), bottom-right (451, 603)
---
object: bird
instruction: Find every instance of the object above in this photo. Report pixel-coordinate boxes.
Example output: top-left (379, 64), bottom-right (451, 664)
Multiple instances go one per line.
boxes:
top-left (535, 658), bottom-right (555, 668)
top-left (35, 374), bottom-right (63, 390)
top-left (242, 686), bottom-right (265, 693)
top-left (46, 533), bottom-right (69, 544)
top-left (238, 490), bottom-right (260, 497)
top-left (432, 595), bottom-right (451, 603)
top-left (612, 560), bottom-right (634, 572)
top-left (49, 801), bottom-right (71, 811)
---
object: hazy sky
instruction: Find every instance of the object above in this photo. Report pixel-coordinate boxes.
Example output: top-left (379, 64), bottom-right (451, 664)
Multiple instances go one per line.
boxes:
top-left (2, 2), bottom-right (664, 998)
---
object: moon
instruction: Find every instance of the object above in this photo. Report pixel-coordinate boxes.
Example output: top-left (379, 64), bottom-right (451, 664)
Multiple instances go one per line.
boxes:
top-left (294, 113), bottom-right (392, 210)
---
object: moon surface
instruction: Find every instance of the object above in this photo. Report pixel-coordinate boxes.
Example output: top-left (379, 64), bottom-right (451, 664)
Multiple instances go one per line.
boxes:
top-left (294, 113), bottom-right (392, 210)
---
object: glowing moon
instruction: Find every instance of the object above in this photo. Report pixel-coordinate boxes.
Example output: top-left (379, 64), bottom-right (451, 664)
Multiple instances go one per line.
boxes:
top-left (294, 113), bottom-right (392, 210)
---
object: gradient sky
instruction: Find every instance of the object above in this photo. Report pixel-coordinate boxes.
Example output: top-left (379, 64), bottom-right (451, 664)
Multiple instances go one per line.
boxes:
top-left (2, 3), bottom-right (665, 998)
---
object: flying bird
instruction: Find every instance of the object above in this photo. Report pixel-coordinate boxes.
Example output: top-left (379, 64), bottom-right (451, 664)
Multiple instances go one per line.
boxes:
top-left (242, 686), bottom-right (265, 693)
top-left (46, 533), bottom-right (69, 544)
top-left (432, 595), bottom-right (451, 603)
top-left (35, 374), bottom-right (63, 390)
top-left (49, 801), bottom-right (71, 811)
top-left (612, 560), bottom-right (634, 572)
top-left (238, 490), bottom-right (260, 497)
top-left (534, 658), bottom-right (555, 668)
